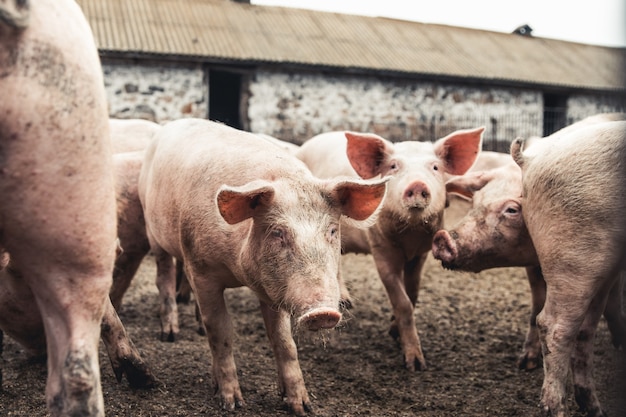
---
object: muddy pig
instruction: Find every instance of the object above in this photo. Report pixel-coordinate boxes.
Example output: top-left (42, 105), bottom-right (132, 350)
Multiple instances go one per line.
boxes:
top-left (510, 120), bottom-right (626, 417)
top-left (138, 118), bottom-right (388, 414)
top-left (296, 127), bottom-right (484, 371)
top-left (0, 1), bottom-right (118, 415)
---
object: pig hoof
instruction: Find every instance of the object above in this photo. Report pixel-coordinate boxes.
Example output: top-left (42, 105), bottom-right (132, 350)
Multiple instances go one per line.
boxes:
top-left (297, 308), bottom-right (341, 331)
top-left (517, 353), bottom-right (541, 371)
top-left (160, 330), bottom-right (177, 343)
top-left (176, 292), bottom-right (191, 304)
top-left (123, 362), bottom-right (159, 389)
top-left (197, 325), bottom-right (206, 336)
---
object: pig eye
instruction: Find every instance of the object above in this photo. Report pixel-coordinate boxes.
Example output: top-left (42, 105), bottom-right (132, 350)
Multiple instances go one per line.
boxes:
top-left (327, 224), bottom-right (339, 241)
top-left (270, 228), bottom-right (284, 240)
top-left (433, 164), bottom-right (439, 171)
top-left (504, 204), bottom-right (520, 215)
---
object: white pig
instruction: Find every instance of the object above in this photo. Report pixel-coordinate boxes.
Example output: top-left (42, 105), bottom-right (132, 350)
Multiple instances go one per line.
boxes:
top-left (0, 1), bottom-right (118, 415)
top-left (296, 127), bottom-right (484, 371)
top-left (511, 120), bottom-right (626, 417)
top-left (138, 118), bottom-right (388, 414)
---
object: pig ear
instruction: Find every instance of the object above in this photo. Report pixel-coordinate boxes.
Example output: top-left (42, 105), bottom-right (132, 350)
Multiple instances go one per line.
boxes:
top-left (216, 181), bottom-right (275, 225)
top-left (345, 132), bottom-right (393, 179)
top-left (445, 171), bottom-right (492, 199)
top-left (434, 126), bottom-right (485, 176)
top-left (331, 177), bottom-right (389, 225)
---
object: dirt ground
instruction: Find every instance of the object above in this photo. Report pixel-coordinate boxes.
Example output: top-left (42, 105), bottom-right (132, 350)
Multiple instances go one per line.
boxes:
top-left (1, 250), bottom-right (624, 416)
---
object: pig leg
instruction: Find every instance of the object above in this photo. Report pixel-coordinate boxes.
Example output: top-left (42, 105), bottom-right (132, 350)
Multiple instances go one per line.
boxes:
top-left (570, 289), bottom-right (609, 417)
top-left (372, 248), bottom-right (427, 371)
top-left (536, 278), bottom-right (605, 417)
top-left (195, 285), bottom-right (244, 410)
top-left (110, 249), bottom-right (148, 311)
top-left (175, 259), bottom-right (192, 304)
top-left (100, 298), bottom-right (158, 389)
top-left (153, 249), bottom-right (179, 342)
top-left (603, 274), bottom-right (625, 349)
top-left (518, 266), bottom-right (545, 371)
top-left (260, 302), bottom-right (311, 416)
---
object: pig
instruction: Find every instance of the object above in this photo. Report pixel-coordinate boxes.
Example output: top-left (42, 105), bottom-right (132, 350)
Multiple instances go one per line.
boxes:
top-left (138, 118), bottom-right (388, 414)
top-left (109, 118), bottom-right (161, 154)
top-left (0, 250), bottom-right (157, 389)
top-left (433, 114), bottom-right (626, 372)
top-left (510, 120), bottom-right (626, 417)
top-left (295, 127), bottom-right (484, 371)
top-left (434, 158), bottom-right (625, 370)
top-left (0, 1), bottom-right (119, 415)
top-left (109, 150), bottom-right (152, 310)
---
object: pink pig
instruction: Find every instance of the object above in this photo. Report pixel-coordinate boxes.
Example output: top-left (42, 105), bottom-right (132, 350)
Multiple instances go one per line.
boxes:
top-left (433, 156), bottom-right (625, 371)
top-left (0, 1), bottom-right (118, 414)
top-left (296, 127), bottom-right (484, 371)
top-left (510, 120), bottom-right (626, 417)
top-left (138, 118), bottom-right (388, 414)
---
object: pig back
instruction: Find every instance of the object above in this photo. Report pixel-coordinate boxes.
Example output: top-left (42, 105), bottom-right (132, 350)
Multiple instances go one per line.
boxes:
top-left (520, 121), bottom-right (626, 272)
top-left (139, 119), bottom-right (311, 259)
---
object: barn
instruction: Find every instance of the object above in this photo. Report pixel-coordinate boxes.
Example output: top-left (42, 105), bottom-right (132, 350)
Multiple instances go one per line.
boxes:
top-left (77, 0), bottom-right (626, 150)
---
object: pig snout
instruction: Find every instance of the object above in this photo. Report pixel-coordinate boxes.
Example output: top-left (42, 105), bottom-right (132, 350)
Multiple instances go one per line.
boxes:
top-left (297, 307), bottom-right (342, 331)
top-left (403, 181), bottom-right (431, 209)
top-left (432, 230), bottom-right (458, 267)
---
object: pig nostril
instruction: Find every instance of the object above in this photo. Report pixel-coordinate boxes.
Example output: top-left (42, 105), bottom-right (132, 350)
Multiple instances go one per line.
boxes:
top-left (421, 190), bottom-right (429, 199)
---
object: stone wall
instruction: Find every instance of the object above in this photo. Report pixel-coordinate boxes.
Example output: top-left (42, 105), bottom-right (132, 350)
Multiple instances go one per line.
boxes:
top-left (247, 71), bottom-right (545, 150)
top-left (102, 60), bottom-right (207, 122)
top-left (100, 60), bottom-right (625, 151)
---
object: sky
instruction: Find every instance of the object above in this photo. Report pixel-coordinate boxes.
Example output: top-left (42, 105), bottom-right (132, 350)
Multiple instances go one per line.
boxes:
top-left (252, 0), bottom-right (626, 48)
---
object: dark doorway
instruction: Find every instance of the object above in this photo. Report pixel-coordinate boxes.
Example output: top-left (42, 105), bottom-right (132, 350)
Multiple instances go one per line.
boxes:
top-left (209, 70), bottom-right (242, 129)
top-left (543, 93), bottom-right (567, 136)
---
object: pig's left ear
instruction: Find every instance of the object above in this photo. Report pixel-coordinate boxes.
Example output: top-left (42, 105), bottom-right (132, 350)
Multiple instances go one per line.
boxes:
top-left (331, 177), bottom-right (389, 224)
top-left (434, 126), bottom-right (485, 175)
top-left (217, 180), bottom-right (275, 224)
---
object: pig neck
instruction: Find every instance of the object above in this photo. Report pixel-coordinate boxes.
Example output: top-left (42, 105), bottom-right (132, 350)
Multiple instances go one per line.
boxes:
top-left (369, 210), bottom-right (442, 260)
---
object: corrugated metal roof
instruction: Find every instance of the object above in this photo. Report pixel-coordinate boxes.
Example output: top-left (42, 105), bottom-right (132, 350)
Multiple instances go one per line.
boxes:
top-left (78, 0), bottom-right (626, 91)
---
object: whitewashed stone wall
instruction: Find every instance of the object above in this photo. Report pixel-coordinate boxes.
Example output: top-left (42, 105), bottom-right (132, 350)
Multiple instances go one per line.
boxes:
top-left (102, 61), bottom-right (207, 122)
top-left (100, 61), bottom-right (625, 151)
top-left (566, 93), bottom-right (626, 121)
top-left (247, 71), bottom-right (544, 148)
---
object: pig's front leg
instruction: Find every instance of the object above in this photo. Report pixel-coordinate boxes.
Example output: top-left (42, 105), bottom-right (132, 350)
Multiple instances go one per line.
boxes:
top-left (197, 288), bottom-right (244, 411)
top-left (518, 266), bottom-right (545, 371)
top-left (153, 250), bottom-right (179, 342)
top-left (371, 246), bottom-right (426, 371)
top-left (260, 302), bottom-right (311, 416)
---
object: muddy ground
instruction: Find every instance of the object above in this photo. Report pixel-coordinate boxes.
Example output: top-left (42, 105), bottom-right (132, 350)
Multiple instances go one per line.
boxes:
top-left (1, 247), bottom-right (624, 416)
